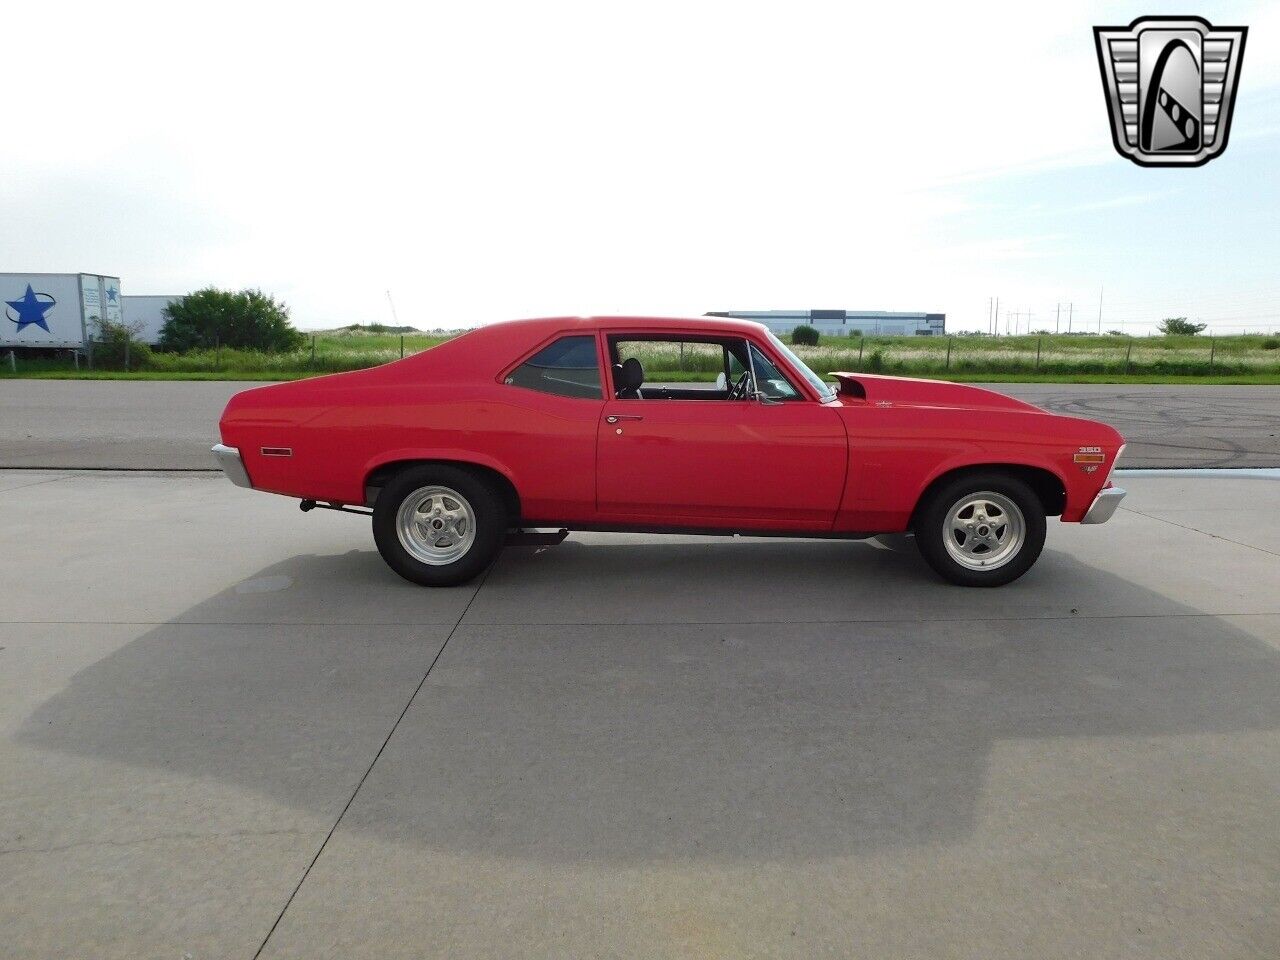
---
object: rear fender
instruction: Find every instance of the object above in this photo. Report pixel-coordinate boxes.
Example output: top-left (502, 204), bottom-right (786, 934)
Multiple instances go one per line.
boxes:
top-left (359, 448), bottom-right (519, 505)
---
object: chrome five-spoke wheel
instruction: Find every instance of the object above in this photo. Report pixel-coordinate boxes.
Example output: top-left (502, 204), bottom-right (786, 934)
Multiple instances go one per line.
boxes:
top-left (942, 491), bottom-right (1025, 571)
top-left (914, 473), bottom-right (1046, 587)
top-left (395, 485), bottom-right (477, 565)
top-left (373, 465), bottom-right (507, 587)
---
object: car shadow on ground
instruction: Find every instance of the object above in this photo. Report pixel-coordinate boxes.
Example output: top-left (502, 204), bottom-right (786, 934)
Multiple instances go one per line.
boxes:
top-left (17, 539), bottom-right (1280, 863)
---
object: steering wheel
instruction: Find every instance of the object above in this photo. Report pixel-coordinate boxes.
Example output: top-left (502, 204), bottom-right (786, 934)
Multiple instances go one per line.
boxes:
top-left (727, 370), bottom-right (753, 401)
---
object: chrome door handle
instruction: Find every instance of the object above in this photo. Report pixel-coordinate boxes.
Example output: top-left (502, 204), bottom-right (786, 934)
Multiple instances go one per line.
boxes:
top-left (606, 415), bottom-right (644, 423)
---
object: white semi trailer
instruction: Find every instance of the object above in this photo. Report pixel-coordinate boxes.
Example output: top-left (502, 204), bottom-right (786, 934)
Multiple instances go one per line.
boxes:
top-left (121, 295), bottom-right (182, 345)
top-left (0, 272), bottom-right (123, 350)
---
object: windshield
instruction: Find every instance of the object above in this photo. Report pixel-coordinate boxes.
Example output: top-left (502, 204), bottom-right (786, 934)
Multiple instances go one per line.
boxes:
top-left (767, 332), bottom-right (835, 401)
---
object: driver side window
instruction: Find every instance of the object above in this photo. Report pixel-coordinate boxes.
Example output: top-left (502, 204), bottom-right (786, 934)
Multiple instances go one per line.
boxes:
top-left (606, 335), bottom-right (801, 401)
top-left (610, 337), bottom-right (736, 401)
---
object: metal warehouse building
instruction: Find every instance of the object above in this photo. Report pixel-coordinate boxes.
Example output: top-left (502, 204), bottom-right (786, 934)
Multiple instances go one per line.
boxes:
top-left (706, 309), bottom-right (945, 337)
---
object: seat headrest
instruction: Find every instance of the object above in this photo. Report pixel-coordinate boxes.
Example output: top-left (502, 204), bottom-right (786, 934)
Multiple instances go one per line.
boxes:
top-left (618, 356), bottom-right (644, 392)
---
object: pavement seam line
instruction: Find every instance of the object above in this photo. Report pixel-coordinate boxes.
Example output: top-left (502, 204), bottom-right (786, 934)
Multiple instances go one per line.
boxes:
top-left (0, 475), bottom-right (73, 493)
top-left (250, 563), bottom-right (495, 960)
top-left (0, 827), bottom-right (310, 858)
top-left (0, 466), bottom-right (223, 473)
top-left (1119, 505), bottom-right (1280, 560)
top-left (5, 612), bottom-right (1276, 628)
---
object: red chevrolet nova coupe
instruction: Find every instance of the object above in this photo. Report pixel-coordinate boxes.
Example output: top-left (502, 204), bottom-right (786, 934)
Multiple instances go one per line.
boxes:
top-left (213, 316), bottom-right (1126, 587)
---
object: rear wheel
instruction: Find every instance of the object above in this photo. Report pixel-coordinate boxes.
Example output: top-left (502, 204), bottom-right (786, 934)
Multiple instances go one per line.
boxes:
top-left (372, 465), bottom-right (507, 586)
top-left (913, 473), bottom-right (1045, 587)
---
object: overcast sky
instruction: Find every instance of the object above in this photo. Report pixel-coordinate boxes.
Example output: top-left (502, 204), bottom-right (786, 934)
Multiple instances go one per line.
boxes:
top-left (4, 1), bottom-right (1278, 334)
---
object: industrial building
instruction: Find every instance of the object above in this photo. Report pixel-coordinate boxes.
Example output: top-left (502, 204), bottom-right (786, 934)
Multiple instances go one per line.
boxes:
top-left (706, 309), bottom-right (945, 337)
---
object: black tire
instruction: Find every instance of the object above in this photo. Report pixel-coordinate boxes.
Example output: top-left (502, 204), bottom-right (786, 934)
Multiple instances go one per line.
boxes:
top-left (913, 472), bottom-right (1046, 587)
top-left (372, 465), bottom-right (507, 587)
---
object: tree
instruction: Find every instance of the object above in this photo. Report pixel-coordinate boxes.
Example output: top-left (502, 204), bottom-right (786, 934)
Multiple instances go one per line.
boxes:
top-left (1157, 317), bottom-right (1207, 336)
top-left (791, 324), bottom-right (820, 346)
top-left (160, 288), bottom-right (303, 351)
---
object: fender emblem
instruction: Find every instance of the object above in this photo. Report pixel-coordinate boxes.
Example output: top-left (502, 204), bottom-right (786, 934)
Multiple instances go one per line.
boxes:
top-left (1075, 447), bottom-right (1106, 472)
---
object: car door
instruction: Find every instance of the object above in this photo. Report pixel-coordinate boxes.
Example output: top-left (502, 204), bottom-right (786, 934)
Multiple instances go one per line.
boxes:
top-left (595, 340), bottom-right (848, 529)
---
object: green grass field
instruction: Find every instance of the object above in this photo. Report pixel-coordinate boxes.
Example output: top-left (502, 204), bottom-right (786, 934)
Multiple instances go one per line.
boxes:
top-left (3, 330), bottom-right (1279, 384)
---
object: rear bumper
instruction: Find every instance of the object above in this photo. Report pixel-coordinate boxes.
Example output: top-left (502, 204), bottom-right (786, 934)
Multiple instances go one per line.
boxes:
top-left (211, 443), bottom-right (252, 488)
top-left (1081, 485), bottom-right (1125, 524)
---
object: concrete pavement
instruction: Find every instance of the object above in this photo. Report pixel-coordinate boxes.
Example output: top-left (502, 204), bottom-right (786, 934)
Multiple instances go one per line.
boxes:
top-left (2, 379), bottom-right (1278, 468)
top-left (1, 470), bottom-right (1278, 958)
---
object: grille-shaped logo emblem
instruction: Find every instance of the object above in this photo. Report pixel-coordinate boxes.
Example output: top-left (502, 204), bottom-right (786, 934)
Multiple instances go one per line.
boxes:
top-left (1094, 16), bottom-right (1247, 167)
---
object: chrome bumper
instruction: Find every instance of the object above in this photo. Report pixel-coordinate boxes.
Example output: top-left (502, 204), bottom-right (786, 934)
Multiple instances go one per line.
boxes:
top-left (211, 443), bottom-right (252, 488)
top-left (1081, 485), bottom-right (1125, 524)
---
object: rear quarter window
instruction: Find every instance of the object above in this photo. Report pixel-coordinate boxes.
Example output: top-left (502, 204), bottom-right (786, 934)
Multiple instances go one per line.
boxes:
top-left (505, 335), bottom-right (602, 399)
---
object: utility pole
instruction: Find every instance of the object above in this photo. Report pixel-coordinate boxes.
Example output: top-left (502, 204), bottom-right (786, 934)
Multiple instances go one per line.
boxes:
top-left (988, 297), bottom-right (993, 336)
top-left (1027, 310), bottom-right (1033, 334)
top-left (994, 297), bottom-right (1000, 335)
top-left (1068, 302), bottom-right (1074, 333)
top-left (386, 290), bottom-right (400, 327)
top-left (1055, 302), bottom-right (1061, 334)
top-left (1097, 285), bottom-right (1104, 333)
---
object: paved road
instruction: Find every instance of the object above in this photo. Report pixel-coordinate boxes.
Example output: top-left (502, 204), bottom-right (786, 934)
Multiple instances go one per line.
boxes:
top-left (998, 383), bottom-right (1280, 469)
top-left (3, 470), bottom-right (1277, 958)
top-left (0, 380), bottom-right (245, 470)
top-left (1, 380), bottom-right (1278, 469)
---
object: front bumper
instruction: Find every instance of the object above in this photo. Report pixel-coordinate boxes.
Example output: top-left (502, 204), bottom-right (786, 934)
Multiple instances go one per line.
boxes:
top-left (1081, 485), bottom-right (1125, 524)
top-left (211, 443), bottom-right (253, 488)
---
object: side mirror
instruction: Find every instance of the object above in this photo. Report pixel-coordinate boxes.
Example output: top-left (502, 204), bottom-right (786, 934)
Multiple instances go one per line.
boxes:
top-left (751, 390), bottom-right (783, 406)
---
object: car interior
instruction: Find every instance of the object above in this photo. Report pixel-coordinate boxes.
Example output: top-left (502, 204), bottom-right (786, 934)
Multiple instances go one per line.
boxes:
top-left (608, 336), bottom-right (801, 401)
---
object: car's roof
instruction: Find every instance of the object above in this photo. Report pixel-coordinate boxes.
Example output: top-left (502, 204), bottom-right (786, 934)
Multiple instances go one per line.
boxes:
top-left (476, 315), bottom-right (771, 337)
top-left (365, 314), bottom-right (778, 388)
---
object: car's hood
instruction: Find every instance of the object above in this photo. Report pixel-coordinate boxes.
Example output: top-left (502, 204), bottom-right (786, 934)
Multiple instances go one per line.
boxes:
top-left (829, 372), bottom-right (1043, 413)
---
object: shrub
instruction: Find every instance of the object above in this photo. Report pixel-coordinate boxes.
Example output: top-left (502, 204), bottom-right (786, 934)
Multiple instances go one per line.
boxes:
top-left (160, 288), bottom-right (303, 352)
top-left (90, 319), bottom-right (153, 370)
top-left (1263, 338), bottom-right (1279, 350)
top-left (791, 324), bottom-right (820, 346)
top-left (865, 349), bottom-right (885, 372)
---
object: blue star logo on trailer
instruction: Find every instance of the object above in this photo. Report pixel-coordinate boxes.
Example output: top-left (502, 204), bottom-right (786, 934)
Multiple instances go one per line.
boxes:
top-left (5, 285), bottom-right (57, 333)
top-left (106, 285), bottom-right (118, 302)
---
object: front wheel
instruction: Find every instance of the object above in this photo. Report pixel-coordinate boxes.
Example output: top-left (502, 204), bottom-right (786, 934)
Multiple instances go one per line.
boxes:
top-left (913, 473), bottom-right (1046, 587)
top-left (372, 466), bottom-right (507, 586)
